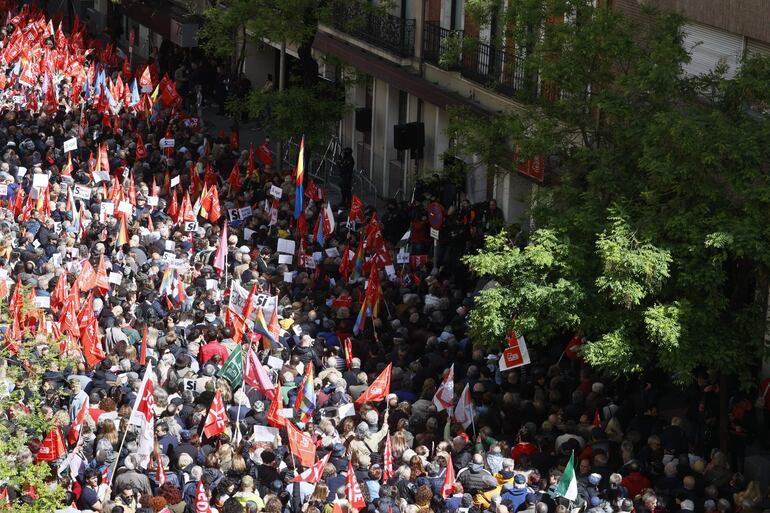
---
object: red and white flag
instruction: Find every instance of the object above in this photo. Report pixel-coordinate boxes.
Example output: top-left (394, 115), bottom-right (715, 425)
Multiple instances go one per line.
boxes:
top-left (432, 364), bottom-right (455, 412)
top-left (67, 397), bottom-right (90, 447)
top-left (155, 449), bottom-right (166, 486)
top-left (346, 460), bottom-right (366, 509)
top-left (34, 427), bottom-right (66, 462)
top-left (441, 452), bottom-right (456, 498)
top-left (203, 389), bottom-right (228, 438)
top-left (244, 347), bottom-right (277, 400)
top-left (291, 452), bottom-right (330, 483)
top-left (354, 363), bottom-right (392, 404)
top-left (383, 431), bottom-right (394, 481)
top-left (128, 365), bottom-right (156, 466)
top-left (286, 421), bottom-right (316, 468)
top-left (194, 480), bottom-right (212, 513)
top-left (454, 383), bottom-right (474, 429)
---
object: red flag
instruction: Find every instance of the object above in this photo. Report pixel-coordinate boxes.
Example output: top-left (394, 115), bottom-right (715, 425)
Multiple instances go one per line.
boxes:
top-left (349, 195), bottom-right (365, 224)
top-left (565, 335), bottom-right (583, 360)
top-left (229, 129), bottom-right (239, 150)
top-left (346, 460), bottom-right (366, 509)
top-left (202, 390), bottom-right (228, 438)
top-left (266, 394), bottom-right (286, 428)
top-left (244, 347), bottom-right (277, 400)
top-left (139, 66), bottom-right (152, 91)
top-left (433, 364), bottom-right (455, 412)
top-left (256, 142), bottom-right (273, 167)
top-left (286, 422), bottom-right (316, 467)
top-left (593, 409), bottom-right (601, 428)
top-left (227, 163), bottom-right (242, 191)
top-left (139, 326), bottom-right (148, 366)
top-left (292, 453), bottom-right (330, 483)
top-left (343, 337), bottom-right (354, 370)
top-left (355, 363), bottom-right (392, 404)
top-left (50, 273), bottom-right (67, 312)
top-left (35, 428), bottom-right (66, 462)
top-left (155, 449), bottom-right (167, 486)
top-left (202, 185), bottom-right (221, 223)
top-left (59, 284), bottom-right (81, 337)
top-left (441, 453), bottom-right (456, 498)
top-left (383, 432), bottom-right (394, 481)
top-left (180, 192), bottom-right (195, 223)
top-left (167, 189), bottom-right (179, 222)
top-left (194, 480), bottom-right (212, 513)
top-left (94, 254), bottom-right (110, 296)
top-left (67, 398), bottom-right (90, 447)
top-left (76, 260), bottom-right (97, 292)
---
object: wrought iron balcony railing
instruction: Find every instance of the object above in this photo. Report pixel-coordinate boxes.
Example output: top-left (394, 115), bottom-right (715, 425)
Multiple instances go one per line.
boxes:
top-left (332, 4), bottom-right (416, 58)
top-left (423, 21), bottom-right (539, 101)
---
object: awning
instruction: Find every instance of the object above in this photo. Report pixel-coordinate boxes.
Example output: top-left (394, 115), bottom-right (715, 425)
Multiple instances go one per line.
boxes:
top-left (313, 31), bottom-right (485, 112)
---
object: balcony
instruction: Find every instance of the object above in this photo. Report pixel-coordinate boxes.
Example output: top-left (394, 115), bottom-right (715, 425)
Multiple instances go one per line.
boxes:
top-left (331, 3), bottom-right (416, 58)
top-left (423, 21), bottom-right (539, 101)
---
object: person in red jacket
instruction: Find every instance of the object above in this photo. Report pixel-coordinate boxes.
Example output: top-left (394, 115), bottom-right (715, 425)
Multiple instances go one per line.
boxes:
top-left (198, 336), bottom-right (229, 365)
top-left (621, 461), bottom-right (652, 499)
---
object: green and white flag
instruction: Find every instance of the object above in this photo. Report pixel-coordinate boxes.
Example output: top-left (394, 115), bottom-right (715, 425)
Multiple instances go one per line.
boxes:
top-left (218, 344), bottom-right (244, 390)
top-left (555, 451), bottom-right (578, 501)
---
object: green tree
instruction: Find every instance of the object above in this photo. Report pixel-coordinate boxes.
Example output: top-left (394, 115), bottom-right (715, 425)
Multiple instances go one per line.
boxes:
top-left (455, 0), bottom-right (770, 387)
top-left (0, 286), bottom-right (77, 512)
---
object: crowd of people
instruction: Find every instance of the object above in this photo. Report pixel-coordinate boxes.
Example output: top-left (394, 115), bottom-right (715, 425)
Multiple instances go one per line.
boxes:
top-left (0, 4), bottom-right (767, 513)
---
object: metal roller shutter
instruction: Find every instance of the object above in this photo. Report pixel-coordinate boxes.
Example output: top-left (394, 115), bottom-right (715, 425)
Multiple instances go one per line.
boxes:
top-left (682, 22), bottom-right (743, 78)
top-left (747, 38), bottom-right (770, 57)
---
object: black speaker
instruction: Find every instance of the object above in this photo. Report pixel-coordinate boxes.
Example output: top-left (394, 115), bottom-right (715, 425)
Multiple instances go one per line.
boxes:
top-left (393, 124), bottom-right (410, 150)
top-left (406, 122), bottom-right (424, 150)
top-left (355, 108), bottom-right (372, 132)
top-left (410, 145), bottom-right (424, 160)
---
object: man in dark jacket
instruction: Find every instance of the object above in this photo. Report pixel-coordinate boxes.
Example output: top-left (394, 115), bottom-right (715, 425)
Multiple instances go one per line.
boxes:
top-left (456, 454), bottom-right (498, 495)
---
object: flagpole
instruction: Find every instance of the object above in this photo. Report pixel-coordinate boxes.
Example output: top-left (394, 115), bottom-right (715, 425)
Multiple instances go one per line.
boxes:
top-left (235, 343), bottom-right (249, 436)
top-left (111, 364), bottom-right (152, 485)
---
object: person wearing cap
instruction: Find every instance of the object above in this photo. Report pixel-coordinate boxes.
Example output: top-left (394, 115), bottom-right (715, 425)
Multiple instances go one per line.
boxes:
top-left (501, 473), bottom-right (531, 513)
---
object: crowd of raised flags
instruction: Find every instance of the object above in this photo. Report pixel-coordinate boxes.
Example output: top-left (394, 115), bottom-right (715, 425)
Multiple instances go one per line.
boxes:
top-left (0, 4), bottom-right (746, 513)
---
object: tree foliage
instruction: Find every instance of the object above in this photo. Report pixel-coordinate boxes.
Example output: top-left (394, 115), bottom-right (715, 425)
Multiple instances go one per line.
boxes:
top-left (0, 286), bottom-right (76, 512)
top-left (456, 0), bottom-right (770, 386)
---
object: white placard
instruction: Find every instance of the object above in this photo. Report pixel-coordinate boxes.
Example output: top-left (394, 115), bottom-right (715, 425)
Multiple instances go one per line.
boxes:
top-left (283, 272), bottom-right (294, 283)
top-left (267, 356), bottom-right (284, 369)
top-left (108, 272), bottom-right (123, 285)
top-left (325, 247), bottom-right (339, 258)
top-left (277, 238), bottom-right (295, 255)
top-left (270, 185), bottom-right (283, 199)
top-left (0, 185), bottom-right (7, 196)
top-left (32, 173), bottom-right (49, 188)
top-left (163, 252), bottom-right (176, 262)
top-left (72, 184), bottom-right (92, 200)
top-left (16, 166), bottom-right (27, 177)
top-left (160, 138), bottom-right (175, 149)
top-left (279, 408), bottom-right (294, 419)
top-left (165, 240), bottom-right (175, 251)
top-left (147, 196), bottom-right (158, 207)
top-left (430, 227), bottom-right (440, 240)
top-left (338, 402), bottom-right (356, 419)
top-left (92, 170), bottom-right (110, 183)
top-left (101, 202), bottom-right (114, 216)
top-left (206, 279), bottom-right (219, 291)
top-left (397, 250), bottom-right (410, 264)
top-left (33, 295), bottom-right (50, 308)
top-left (313, 252), bottom-right (323, 263)
top-left (170, 176), bottom-right (180, 188)
top-left (118, 201), bottom-right (133, 215)
top-left (278, 254), bottom-right (292, 265)
top-left (63, 137), bottom-right (77, 153)
top-left (239, 206), bottom-right (253, 219)
top-left (385, 264), bottom-right (396, 278)
top-left (184, 221), bottom-right (198, 232)
top-left (244, 228), bottom-right (256, 241)
top-left (251, 425), bottom-right (280, 443)
top-left (53, 222), bottom-right (62, 234)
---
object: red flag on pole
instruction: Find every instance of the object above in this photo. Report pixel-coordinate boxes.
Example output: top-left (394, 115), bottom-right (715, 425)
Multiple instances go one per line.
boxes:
top-left (354, 363), bottom-right (392, 404)
top-left (383, 431), bottom-right (394, 481)
top-left (291, 453), bottom-right (330, 483)
top-left (194, 480), bottom-right (212, 513)
top-left (67, 398), bottom-right (90, 447)
top-left (266, 394), bottom-right (286, 428)
top-left (286, 422), bottom-right (316, 467)
top-left (156, 449), bottom-right (167, 485)
top-left (346, 460), bottom-right (366, 509)
top-left (244, 347), bottom-right (277, 400)
top-left (202, 390), bottom-right (228, 438)
top-left (441, 453), bottom-right (456, 498)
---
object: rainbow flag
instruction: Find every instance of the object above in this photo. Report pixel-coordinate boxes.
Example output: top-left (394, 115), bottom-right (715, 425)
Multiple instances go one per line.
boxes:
top-left (159, 267), bottom-right (175, 297)
top-left (294, 136), bottom-right (305, 219)
top-left (253, 308), bottom-right (278, 350)
top-left (350, 239), bottom-right (365, 282)
top-left (353, 298), bottom-right (368, 336)
top-left (116, 215), bottom-right (129, 247)
top-left (294, 361), bottom-right (315, 422)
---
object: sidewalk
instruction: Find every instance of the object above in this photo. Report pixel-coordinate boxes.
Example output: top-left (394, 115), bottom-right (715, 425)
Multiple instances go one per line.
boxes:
top-left (201, 105), bottom-right (265, 149)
